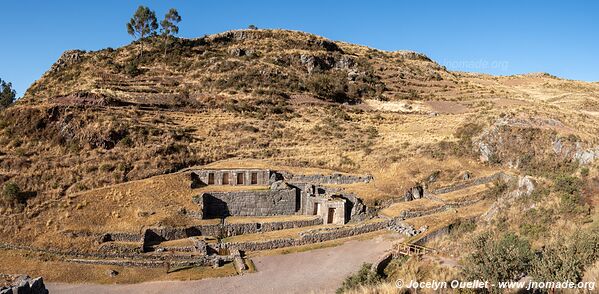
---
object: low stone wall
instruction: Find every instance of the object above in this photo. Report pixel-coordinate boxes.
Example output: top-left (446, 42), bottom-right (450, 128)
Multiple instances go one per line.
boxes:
top-left (99, 232), bottom-right (141, 242)
top-left (137, 217), bottom-right (323, 246)
top-left (66, 254), bottom-right (234, 268)
top-left (299, 221), bottom-right (389, 243)
top-left (98, 242), bottom-right (141, 254)
top-left (371, 252), bottom-right (393, 275)
top-left (398, 196), bottom-right (484, 219)
top-left (413, 226), bottom-right (450, 246)
top-left (259, 218), bottom-right (323, 232)
top-left (431, 172), bottom-right (508, 194)
top-left (0, 242), bottom-right (201, 262)
top-left (282, 172), bottom-right (373, 185)
top-left (218, 220), bottom-right (390, 252)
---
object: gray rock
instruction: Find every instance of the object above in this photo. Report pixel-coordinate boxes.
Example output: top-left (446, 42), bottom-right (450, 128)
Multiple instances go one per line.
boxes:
top-left (29, 277), bottom-right (48, 294)
top-left (462, 171), bottom-right (471, 180)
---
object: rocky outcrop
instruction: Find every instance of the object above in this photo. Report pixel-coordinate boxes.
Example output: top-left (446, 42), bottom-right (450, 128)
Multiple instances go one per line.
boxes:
top-left (0, 275), bottom-right (48, 294)
top-left (482, 175), bottom-right (536, 221)
top-left (48, 50), bottom-right (85, 74)
top-left (403, 185), bottom-right (424, 201)
top-left (476, 117), bottom-right (599, 166)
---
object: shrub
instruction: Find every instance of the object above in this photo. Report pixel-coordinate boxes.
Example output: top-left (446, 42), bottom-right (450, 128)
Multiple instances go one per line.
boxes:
top-left (119, 136), bottom-right (134, 148)
top-left (336, 263), bottom-right (382, 293)
top-left (518, 207), bottom-right (553, 239)
top-left (125, 61), bottom-right (142, 77)
top-left (463, 232), bottom-right (533, 290)
top-left (487, 179), bottom-right (510, 199)
top-left (580, 166), bottom-right (590, 177)
top-left (306, 73), bottom-right (351, 103)
top-left (531, 230), bottom-right (599, 283)
top-left (2, 182), bottom-right (21, 203)
top-left (553, 174), bottom-right (583, 213)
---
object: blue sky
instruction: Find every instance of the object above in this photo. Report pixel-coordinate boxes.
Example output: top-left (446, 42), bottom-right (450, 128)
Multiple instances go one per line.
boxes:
top-left (1, 0), bottom-right (598, 96)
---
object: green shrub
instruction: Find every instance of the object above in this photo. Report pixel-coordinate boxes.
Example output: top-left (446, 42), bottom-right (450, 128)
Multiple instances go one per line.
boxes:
top-left (487, 179), bottom-right (510, 199)
top-left (2, 182), bottom-right (21, 203)
top-left (518, 207), bottom-right (553, 239)
top-left (553, 174), bottom-right (583, 213)
top-left (125, 61), bottom-right (142, 77)
top-left (336, 263), bottom-right (382, 294)
top-left (463, 232), bottom-right (533, 291)
top-left (580, 167), bottom-right (590, 177)
top-left (531, 229), bottom-right (599, 283)
top-left (306, 73), bottom-right (351, 103)
top-left (119, 136), bottom-right (134, 148)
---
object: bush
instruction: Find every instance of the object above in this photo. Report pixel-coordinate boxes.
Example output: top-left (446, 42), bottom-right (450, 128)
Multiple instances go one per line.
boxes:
top-left (2, 182), bottom-right (21, 203)
top-left (336, 263), bottom-right (382, 293)
top-left (119, 136), bottom-right (134, 148)
top-left (306, 73), bottom-right (352, 103)
top-left (463, 232), bottom-right (533, 290)
top-left (531, 230), bottom-right (599, 283)
top-left (553, 174), bottom-right (583, 213)
top-left (580, 167), bottom-right (590, 177)
top-left (518, 207), bottom-right (553, 239)
top-left (487, 179), bottom-right (510, 199)
top-left (124, 61), bottom-right (142, 77)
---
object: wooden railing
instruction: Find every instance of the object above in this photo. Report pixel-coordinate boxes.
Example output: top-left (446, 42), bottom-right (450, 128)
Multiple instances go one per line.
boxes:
top-left (394, 242), bottom-right (437, 256)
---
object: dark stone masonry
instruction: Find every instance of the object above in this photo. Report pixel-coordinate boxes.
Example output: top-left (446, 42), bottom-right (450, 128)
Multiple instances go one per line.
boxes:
top-left (194, 184), bottom-right (298, 218)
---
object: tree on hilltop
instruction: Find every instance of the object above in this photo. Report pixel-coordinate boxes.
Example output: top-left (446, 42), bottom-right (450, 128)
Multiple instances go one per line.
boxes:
top-left (0, 78), bottom-right (16, 109)
top-left (160, 8), bottom-right (182, 59)
top-left (126, 6), bottom-right (158, 58)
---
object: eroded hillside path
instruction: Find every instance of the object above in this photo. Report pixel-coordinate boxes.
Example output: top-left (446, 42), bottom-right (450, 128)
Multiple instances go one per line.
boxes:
top-left (48, 233), bottom-right (397, 294)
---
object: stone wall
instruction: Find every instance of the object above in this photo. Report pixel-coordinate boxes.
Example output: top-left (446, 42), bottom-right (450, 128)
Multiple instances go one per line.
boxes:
top-left (217, 220), bottom-right (390, 252)
top-left (282, 172), bottom-right (373, 185)
top-left (196, 187), bottom-right (298, 218)
top-left (136, 217), bottom-right (324, 249)
top-left (98, 232), bottom-right (141, 243)
top-left (0, 242), bottom-right (203, 263)
top-left (431, 172), bottom-right (509, 194)
top-left (191, 169), bottom-right (272, 186)
top-left (66, 254), bottom-right (234, 268)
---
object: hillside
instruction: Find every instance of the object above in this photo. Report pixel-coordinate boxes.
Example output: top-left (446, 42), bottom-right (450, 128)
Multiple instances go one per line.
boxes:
top-left (1, 29), bottom-right (599, 289)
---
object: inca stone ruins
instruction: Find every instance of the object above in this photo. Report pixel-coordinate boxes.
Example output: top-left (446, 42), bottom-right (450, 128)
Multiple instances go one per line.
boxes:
top-left (0, 164), bottom-right (523, 282)
top-left (190, 168), bottom-right (372, 224)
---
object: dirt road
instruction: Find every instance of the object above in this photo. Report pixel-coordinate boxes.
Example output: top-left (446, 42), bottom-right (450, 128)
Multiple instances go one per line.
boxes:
top-left (48, 234), bottom-right (397, 294)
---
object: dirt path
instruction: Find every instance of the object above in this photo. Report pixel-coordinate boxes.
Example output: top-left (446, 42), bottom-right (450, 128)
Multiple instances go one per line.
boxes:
top-left (48, 233), bottom-right (398, 294)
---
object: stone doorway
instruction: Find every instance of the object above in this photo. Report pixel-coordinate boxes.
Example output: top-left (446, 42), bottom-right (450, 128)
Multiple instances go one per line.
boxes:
top-left (327, 208), bottom-right (335, 224)
top-left (208, 173), bottom-right (215, 185)
top-left (237, 173), bottom-right (244, 185)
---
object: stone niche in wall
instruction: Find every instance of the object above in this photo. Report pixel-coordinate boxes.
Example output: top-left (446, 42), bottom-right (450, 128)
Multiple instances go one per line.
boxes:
top-left (190, 169), bottom-right (274, 187)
